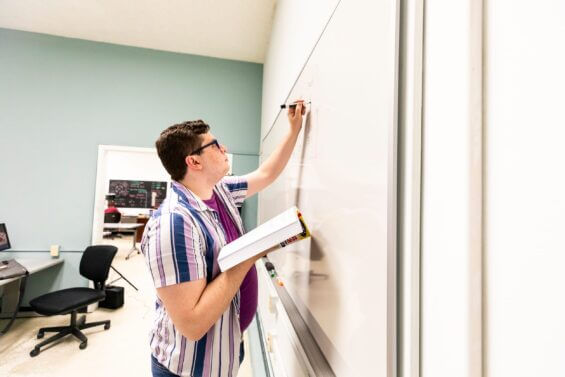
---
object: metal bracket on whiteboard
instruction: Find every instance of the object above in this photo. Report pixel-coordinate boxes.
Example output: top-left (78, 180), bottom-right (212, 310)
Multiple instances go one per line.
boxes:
top-left (263, 258), bottom-right (336, 377)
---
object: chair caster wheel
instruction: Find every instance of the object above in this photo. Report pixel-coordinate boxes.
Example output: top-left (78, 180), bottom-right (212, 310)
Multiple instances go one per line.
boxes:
top-left (104, 323), bottom-right (110, 330)
top-left (30, 348), bottom-right (40, 357)
top-left (79, 341), bottom-right (87, 350)
top-left (37, 331), bottom-right (44, 339)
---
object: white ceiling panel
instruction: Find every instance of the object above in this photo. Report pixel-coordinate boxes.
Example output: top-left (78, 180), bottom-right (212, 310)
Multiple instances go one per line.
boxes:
top-left (0, 0), bottom-right (276, 63)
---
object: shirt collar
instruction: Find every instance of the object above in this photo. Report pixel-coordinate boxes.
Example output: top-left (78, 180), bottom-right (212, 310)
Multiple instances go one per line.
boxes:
top-left (171, 181), bottom-right (218, 213)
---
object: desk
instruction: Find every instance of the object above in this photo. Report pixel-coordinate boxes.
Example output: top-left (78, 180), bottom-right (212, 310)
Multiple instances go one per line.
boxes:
top-left (135, 216), bottom-right (150, 243)
top-left (0, 258), bottom-right (64, 289)
top-left (103, 223), bottom-right (144, 260)
top-left (0, 258), bottom-right (64, 334)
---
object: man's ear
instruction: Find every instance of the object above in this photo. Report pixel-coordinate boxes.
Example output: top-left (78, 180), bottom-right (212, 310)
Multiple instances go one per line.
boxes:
top-left (185, 155), bottom-right (202, 171)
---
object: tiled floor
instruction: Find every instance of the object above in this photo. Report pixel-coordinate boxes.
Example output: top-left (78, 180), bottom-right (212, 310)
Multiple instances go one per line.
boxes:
top-left (0, 237), bottom-right (253, 377)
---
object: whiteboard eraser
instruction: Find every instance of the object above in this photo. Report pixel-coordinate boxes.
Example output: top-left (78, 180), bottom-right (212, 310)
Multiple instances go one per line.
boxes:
top-left (50, 245), bottom-right (59, 257)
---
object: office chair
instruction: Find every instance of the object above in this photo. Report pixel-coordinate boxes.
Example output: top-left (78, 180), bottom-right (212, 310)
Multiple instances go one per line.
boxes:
top-left (29, 245), bottom-right (118, 357)
top-left (104, 211), bottom-right (122, 239)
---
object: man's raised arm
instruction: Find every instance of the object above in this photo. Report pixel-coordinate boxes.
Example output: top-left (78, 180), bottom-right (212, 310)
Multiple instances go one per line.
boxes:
top-left (244, 100), bottom-right (306, 198)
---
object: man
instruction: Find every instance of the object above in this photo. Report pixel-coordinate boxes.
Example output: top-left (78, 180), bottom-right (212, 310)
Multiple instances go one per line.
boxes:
top-left (141, 101), bottom-right (305, 377)
top-left (104, 195), bottom-right (121, 215)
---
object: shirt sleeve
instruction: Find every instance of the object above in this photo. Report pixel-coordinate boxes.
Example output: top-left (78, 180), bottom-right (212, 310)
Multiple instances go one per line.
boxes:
top-left (143, 211), bottom-right (207, 288)
top-left (221, 175), bottom-right (248, 208)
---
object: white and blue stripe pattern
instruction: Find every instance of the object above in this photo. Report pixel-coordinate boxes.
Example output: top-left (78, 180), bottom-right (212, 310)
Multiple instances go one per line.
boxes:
top-left (141, 176), bottom-right (248, 377)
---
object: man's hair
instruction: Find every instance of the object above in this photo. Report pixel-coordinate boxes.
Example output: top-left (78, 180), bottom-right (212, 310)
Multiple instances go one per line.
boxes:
top-left (155, 120), bottom-right (210, 181)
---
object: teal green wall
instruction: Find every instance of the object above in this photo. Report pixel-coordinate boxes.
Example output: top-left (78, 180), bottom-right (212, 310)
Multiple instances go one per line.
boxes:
top-left (232, 155), bottom-right (260, 231)
top-left (0, 28), bottom-right (261, 292)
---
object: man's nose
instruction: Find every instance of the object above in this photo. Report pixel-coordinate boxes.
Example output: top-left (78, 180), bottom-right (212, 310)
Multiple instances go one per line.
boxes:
top-left (221, 144), bottom-right (228, 153)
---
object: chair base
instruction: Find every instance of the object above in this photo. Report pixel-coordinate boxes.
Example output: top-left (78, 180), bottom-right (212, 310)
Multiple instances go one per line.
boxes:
top-left (30, 310), bottom-right (110, 357)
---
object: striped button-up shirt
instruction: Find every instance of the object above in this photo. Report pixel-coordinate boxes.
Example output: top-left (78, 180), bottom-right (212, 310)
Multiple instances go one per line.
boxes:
top-left (141, 177), bottom-right (248, 377)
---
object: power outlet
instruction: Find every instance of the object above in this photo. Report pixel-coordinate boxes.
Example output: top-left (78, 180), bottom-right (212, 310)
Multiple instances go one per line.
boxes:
top-left (50, 245), bottom-right (59, 257)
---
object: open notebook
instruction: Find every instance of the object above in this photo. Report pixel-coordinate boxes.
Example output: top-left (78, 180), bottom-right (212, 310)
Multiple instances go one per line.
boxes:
top-left (218, 206), bottom-right (311, 272)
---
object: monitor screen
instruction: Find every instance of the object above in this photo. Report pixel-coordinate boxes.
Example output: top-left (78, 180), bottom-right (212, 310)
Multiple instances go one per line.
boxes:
top-left (0, 223), bottom-right (11, 251)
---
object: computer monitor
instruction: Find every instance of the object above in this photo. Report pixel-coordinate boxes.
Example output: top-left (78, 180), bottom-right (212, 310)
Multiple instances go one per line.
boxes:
top-left (0, 223), bottom-right (11, 252)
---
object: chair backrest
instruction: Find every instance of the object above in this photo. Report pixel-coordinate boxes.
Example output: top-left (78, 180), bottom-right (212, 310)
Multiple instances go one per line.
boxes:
top-left (79, 245), bottom-right (118, 289)
top-left (104, 212), bottom-right (121, 223)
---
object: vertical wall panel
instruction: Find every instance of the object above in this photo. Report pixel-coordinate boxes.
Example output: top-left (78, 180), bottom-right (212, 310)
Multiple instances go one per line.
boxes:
top-left (421, 1), bottom-right (474, 375)
top-left (484, 1), bottom-right (565, 375)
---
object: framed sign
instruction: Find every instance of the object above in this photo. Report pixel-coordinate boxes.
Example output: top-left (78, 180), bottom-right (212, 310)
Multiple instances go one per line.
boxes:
top-left (0, 223), bottom-right (11, 252)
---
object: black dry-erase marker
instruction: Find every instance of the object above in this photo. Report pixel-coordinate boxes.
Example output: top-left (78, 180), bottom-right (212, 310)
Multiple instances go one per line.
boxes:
top-left (280, 101), bottom-right (310, 109)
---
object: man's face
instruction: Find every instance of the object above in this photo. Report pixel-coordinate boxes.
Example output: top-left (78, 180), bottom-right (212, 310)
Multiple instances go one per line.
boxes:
top-left (196, 132), bottom-right (229, 180)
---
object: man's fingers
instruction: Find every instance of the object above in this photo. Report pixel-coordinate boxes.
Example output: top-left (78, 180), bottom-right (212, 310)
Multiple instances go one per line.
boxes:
top-left (287, 100), bottom-right (305, 119)
top-left (295, 103), bottom-right (303, 118)
top-left (295, 100), bottom-right (306, 116)
top-left (288, 103), bottom-right (296, 116)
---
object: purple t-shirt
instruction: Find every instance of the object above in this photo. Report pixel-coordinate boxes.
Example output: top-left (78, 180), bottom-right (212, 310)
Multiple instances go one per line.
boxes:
top-left (203, 192), bottom-right (258, 332)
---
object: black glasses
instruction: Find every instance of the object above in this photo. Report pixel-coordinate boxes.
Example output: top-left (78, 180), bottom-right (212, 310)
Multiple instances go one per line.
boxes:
top-left (190, 139), bottom-right (220, 155)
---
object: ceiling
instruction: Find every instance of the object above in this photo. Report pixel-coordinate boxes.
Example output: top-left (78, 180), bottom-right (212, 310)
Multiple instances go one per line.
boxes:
top-left (0, 0), bottom-right (277, 63)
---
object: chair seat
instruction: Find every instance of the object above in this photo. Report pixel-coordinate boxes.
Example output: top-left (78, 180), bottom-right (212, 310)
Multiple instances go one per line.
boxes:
top-left (30, 288), bottom-right (106, 316)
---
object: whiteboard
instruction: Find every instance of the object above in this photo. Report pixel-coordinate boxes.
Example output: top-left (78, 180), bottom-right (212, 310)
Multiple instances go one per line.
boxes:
top-left (258, 1), bottom-right (399, 375)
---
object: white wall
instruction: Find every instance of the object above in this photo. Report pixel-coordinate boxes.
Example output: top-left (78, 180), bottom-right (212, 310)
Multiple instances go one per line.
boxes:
top-left (421, 1), bottom-right (565, 376)
top-left (260, 0), bottom-right (340, 138)
top-left (485, 1), bottom-right (565, 375)
top-left (262, 1), bottom-right (565, 376)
